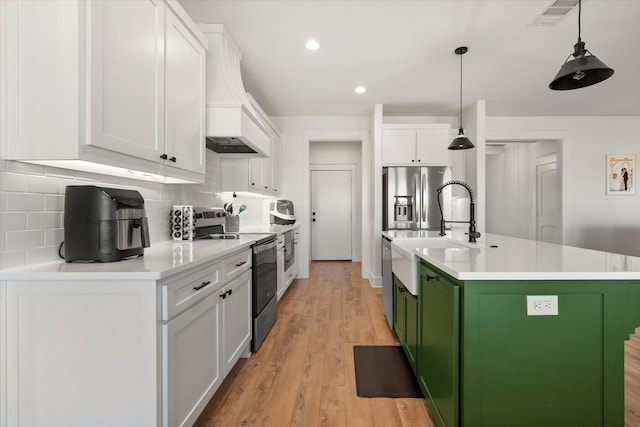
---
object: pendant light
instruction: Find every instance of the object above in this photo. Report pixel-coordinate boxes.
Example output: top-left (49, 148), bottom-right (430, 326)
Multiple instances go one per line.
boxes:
top-left (448, 46), bottom-right (474, 150)
top-left (549, 0), bottom-right (614, 90)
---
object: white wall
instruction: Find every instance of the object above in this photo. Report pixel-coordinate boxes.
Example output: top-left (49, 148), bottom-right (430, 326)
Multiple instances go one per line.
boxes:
top-left (271, 116), bottom-right (371, 279)
top-left (487, 116), bottom-right (640, 257)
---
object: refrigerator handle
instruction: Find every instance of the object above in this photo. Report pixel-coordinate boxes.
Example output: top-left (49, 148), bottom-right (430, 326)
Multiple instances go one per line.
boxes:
top-left (421, 172), bottom-right (427, 223)
top-left (414, 172), bottom-right (421, 228)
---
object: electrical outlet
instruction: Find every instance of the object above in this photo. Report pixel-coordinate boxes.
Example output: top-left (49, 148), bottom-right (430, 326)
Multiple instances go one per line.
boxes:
top-left (526, 295), bottom-right (558, 316)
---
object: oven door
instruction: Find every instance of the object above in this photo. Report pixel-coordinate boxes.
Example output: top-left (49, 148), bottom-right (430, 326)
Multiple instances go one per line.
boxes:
top-left (253, 238), bottom-right (278, 315)
top-left (284, 230), bottom-right (294, 271)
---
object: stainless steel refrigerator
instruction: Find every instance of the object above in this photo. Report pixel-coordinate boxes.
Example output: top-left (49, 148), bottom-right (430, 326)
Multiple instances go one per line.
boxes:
top-left (381, 166), bottom-right (452, 329)
top-left (382, 166), bottom-right (452, 231)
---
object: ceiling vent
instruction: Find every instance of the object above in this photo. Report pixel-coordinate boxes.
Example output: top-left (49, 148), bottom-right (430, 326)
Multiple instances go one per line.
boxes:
top-left (530, 0), bottom-right (579, 26)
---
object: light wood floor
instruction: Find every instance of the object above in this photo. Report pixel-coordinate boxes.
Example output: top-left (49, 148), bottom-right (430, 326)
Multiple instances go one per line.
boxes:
top-left (194, 261), bottom-right (435, 427)
top-left (194, 260), bottom-right (640, 427)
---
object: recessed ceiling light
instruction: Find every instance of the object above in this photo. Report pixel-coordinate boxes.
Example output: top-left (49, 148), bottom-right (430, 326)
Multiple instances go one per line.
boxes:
top-left (305, 40), bottom-right (320, 51)
top-left (354, 86), bottom-right (367, 94)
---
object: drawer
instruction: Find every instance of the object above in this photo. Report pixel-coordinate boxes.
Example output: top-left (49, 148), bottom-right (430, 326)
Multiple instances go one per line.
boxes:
top-left (162, 262), bottom-right (223, 320)
top-left (223, 249), bottom-right (252, 283)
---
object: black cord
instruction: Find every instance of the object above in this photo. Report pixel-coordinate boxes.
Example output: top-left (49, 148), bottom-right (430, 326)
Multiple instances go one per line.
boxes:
top-left (58, 241), bottom-right (65, 260)
top-left (459, 51), bottom-right (463, 131)
top-left (578, 0), bottom-right (581, 41)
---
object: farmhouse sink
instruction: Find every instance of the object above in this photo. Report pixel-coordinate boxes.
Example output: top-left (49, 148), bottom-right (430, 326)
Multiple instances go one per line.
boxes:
top-left (391, 237), bottom-right (479, 295)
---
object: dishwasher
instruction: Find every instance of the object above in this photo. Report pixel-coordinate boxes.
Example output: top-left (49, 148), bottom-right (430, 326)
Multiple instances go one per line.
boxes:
top-left (381, 235), bottom-right (393, 328)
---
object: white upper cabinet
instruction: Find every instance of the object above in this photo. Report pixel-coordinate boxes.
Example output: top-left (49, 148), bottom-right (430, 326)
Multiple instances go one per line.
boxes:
top-left (90, 0), bottom-right (164, 162)
top-left (4, 0), bottom-right (206, 183)
top-left (164, 8), bottom-right (206, 174)
top-left (220, 97), bottom-right (282, 195)
top-left (382, 124), bottom-right (450, 166)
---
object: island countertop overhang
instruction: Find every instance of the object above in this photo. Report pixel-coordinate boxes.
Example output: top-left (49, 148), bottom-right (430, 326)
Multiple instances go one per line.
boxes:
top-left (386, 231), bottom-right (640, 281)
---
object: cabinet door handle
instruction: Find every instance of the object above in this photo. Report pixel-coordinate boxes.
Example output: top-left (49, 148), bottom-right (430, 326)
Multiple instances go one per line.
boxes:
top-left (193, 281), bottom-right (211, 291)
top-left (235, 261), bottom-right (247, 267)
top-left (169, 156), bottom-right (177, 162)
top-left (227, 289), bottom-right (233, 296)
top-left (220, 292), bottom-right (227, 299)
top-left (160, 153), bottom-right (168, 160)
top-left (425, 274), bottom-right (437, 281)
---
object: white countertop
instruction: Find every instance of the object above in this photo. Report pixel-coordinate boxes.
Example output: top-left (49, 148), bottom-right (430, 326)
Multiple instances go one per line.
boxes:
top-left (389, 232), bottom-right (640, 281)
top-left (237, 223), bottom-right (299, 235)
top-left (0, 238), bottom-right (257, 281)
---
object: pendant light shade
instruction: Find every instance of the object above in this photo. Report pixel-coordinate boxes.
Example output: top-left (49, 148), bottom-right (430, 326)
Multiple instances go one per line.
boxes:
top-left (448, 46), bottom-right (474, 150)
top-left (549, 0), bottom-right (613, 90)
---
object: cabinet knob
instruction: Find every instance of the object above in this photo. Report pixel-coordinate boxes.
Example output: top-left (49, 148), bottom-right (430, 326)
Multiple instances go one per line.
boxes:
top-left (160, 153), bottom-right (168, 160)
top-left (411, 159), bottom-right (415, 162)
top-left (220, 293), bottom-right (227, 299)
top-left (312, 219), bottom-right (316, 222)
top-left (169, 156), bottom-right (177, 162)
top-left (264, 186), bottom-right (268, 189)
top-left (251, 182), bottom-right (256, 186)
top-left (227, 289), bottom-right (233, 296)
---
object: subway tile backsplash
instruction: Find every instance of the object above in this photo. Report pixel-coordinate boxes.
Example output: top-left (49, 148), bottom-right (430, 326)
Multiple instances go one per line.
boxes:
top-left (0, 152), bottom-right (226, 270)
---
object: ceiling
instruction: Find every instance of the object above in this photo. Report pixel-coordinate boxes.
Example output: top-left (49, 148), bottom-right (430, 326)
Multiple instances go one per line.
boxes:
top-left (179, 0), bottom-right (640, 118)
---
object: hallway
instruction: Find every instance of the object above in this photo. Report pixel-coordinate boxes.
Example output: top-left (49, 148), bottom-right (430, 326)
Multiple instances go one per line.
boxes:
top-left (194, 261), bottom-right (434, 427)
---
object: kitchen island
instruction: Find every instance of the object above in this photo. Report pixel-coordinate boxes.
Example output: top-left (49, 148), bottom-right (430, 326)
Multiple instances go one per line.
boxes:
top-left (387, 232), bottom-right (640, 427)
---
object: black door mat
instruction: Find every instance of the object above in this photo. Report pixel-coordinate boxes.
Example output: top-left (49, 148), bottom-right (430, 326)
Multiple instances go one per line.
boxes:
top-left (353, 345), bottom-right (423, 398)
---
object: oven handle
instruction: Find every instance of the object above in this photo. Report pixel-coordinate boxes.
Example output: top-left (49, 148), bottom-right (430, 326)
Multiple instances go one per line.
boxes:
top-left (254, 239), bottom-right (277, 254)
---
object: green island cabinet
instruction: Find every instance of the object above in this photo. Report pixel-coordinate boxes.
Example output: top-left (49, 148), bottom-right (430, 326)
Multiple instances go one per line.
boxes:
top-left (417, 258), bottom-right (640, 427)
top-left (393, 275), bottom-right (418, 373)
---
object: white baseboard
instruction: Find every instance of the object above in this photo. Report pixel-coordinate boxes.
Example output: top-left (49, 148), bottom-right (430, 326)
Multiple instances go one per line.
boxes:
top-left (368, 273), bottom-right (382, 288)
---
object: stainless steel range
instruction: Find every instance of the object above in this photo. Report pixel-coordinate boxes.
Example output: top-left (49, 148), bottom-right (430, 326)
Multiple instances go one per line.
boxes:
top-left (191, 207), bottom-right (278, 352)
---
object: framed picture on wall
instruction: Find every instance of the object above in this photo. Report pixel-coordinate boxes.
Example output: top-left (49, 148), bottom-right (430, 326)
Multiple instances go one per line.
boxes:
top-left (606, 154), bottom-right (635, 195)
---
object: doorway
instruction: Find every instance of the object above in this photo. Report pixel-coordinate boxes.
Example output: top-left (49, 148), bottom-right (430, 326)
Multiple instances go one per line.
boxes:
top-left (311, 169), bottom-right (353, 260)
top-left (536, 158), bottom-right (561, 243)
top-left (485, 140), bottom-right (562, 242)
top-left (309, 140), bottom-right (362, 262)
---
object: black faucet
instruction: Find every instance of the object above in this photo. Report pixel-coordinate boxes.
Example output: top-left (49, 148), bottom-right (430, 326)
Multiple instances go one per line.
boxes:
top-left (436, 180), bottom-right (481, 243)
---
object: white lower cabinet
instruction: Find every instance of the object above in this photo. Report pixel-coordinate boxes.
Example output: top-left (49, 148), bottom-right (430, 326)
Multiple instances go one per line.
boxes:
top-left (163, 292), bottom-right (222, 427)
top-left (1, 247), bottom-right (253, 427)
top-left (162, 249), bottom-right (252, 427)
top-left (4, 280), bottom-right (159, 427)
top-left (220, 270), bottom-right (252, 374)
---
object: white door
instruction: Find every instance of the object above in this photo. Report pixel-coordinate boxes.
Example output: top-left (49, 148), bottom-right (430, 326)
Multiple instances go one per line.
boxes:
top-left (311, 170), bottom-right (352, 260)
top-left (536, 162), bottom-right (561, 243)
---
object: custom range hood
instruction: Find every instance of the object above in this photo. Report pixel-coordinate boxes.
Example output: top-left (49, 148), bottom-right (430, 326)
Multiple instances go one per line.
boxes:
top-left (199, 24), bottom-right (270, 156)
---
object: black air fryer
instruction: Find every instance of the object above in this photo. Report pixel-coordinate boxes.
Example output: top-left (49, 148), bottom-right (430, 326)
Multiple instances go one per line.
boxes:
top-left (64, 186), bottom-right (150, 262)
